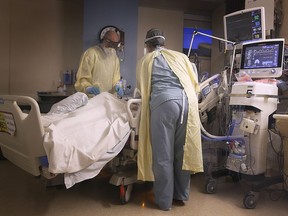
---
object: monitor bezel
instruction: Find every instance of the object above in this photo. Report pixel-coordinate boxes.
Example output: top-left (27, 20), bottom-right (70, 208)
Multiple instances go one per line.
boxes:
top-left (223, 7), bottom-right (266, 50)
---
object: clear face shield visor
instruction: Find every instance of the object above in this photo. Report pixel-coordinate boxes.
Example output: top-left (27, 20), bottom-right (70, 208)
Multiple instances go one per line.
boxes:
top-left (105, 39), bottom-right (121, 49)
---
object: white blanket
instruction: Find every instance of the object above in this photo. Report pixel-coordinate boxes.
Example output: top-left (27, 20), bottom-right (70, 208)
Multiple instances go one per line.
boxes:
top-left (41, 92), bottom-right (131, 188)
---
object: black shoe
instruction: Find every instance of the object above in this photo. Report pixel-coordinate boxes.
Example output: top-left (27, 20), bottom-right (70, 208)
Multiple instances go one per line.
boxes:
top-left (173, 199), bottom-right (185, 206)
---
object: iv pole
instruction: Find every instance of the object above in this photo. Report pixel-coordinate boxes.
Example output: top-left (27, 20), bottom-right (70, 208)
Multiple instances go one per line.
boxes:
top-left (188, 28), bottom-right (238, 139)
top-left (187, 28), bottom-right (237, 87)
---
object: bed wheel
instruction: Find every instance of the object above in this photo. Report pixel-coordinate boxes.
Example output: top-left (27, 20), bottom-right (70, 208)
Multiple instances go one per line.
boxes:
top-left (243, 191), bottom-right (258, 209)
top-left (205, 178), bottom-right (217, 194)
top-left (120, 183), bottom-right (133, 204)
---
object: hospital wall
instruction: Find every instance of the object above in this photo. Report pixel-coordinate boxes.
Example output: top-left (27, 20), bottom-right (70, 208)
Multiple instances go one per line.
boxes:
top-left (280, 1), bottom-right (288, 39)
top-left (83, 0), bottom-right (138, 95)
top-left (0, 0), bottom-right (83, 98)
top-left (82, 1), bottom-right (183, 93)
top-left (210, 5), bottom-right (226, 75)
top-left (2, 1), bottom-right (288, 98)
top-left (0, 0), bottom-right (183, 98)
top-left (82, 4), bottom-right (190, 90)
top-left (0, 0), bottom-right (10, 94)
top-left (137, 7), bottom-right (183, 59)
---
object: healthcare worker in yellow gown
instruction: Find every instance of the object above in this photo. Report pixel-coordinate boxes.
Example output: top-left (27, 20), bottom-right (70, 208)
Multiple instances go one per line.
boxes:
top-left (136, 28), bottom-right (203, 211)
top-left (74, 30), bottom-right (123, 97)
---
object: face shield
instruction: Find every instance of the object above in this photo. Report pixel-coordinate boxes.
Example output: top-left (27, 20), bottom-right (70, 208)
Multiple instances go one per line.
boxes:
top-left (105, 38), bottom-right (121, 49)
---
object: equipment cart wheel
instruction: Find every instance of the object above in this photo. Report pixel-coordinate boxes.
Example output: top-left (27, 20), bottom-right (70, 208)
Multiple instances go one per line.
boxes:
top-left (205, 178), bottom-right (217, 194)
top-left (120, 183), bottom-right (133, 204)
top-left (243, 191), bottom-right (258, 209)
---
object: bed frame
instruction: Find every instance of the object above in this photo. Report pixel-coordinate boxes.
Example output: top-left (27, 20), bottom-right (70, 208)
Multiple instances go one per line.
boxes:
top-left (0, 94), bottom-right (141, 178)
top-left (0, 95), bottom-right (46, 176)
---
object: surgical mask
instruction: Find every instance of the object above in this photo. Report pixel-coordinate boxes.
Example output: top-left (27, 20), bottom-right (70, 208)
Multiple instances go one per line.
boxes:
top-left (144, 35), bottom-right (165, 43)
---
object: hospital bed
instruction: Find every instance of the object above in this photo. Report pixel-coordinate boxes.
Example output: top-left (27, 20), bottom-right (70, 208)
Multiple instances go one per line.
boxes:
top-left (0, 92), bottom-right (141, 202)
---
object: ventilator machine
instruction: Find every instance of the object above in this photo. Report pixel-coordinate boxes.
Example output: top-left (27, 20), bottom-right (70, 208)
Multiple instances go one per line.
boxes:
top-left (191, 19), bottom-right (286, 208)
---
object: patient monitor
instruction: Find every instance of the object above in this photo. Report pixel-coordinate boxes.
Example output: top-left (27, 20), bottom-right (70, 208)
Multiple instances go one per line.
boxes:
top-left (224, 7), bottom-right (266, 50)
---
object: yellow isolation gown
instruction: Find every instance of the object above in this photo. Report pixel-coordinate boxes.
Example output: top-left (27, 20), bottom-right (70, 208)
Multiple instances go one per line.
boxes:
top-left (75, 45), bottom-right (120, 93)
top-left (136, 49), bottom-right (203, 181)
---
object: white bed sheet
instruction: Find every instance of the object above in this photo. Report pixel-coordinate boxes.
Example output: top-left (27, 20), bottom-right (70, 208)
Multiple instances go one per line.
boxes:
top-left (41, 92), bottom-right (131, 188)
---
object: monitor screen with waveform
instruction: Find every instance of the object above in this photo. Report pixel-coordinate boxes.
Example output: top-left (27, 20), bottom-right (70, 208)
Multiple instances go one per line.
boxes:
top-left (240, 38), bottom-right (285, 78)
top-left (224, 7), bottom-right (266, 50)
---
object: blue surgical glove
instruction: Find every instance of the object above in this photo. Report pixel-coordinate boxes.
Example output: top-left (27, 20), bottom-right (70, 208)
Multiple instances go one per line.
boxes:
top-left (115, 85), bottom-right (124, 97)
top-left (86, 86), bottom-right (100, 95)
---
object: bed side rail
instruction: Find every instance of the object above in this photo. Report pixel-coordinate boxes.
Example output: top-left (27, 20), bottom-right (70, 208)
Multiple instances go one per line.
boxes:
top-left (0, 95), bottom-right (46, 176)
top-left (126, 98), bottom-right (141, 150)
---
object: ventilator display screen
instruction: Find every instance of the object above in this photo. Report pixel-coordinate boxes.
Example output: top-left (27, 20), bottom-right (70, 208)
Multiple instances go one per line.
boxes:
top-left (240, 39), bottom-right (285, 78)
top-left (242, 43), bottom-right (280, 69)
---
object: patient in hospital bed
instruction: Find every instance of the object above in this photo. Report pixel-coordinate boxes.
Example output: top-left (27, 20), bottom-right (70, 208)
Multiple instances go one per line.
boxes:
top-left (0, 92), bottom-right (133, 189)
top-left (43, 92), bottom-right (132, 188)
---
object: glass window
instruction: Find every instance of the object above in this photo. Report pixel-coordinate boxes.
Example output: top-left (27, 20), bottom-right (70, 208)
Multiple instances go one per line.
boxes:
top-left (183, 27), bottom-right (212, 57)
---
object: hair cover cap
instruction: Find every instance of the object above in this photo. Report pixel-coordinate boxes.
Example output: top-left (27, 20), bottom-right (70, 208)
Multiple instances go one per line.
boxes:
top-left (145, 28), bottom-right (165, 44)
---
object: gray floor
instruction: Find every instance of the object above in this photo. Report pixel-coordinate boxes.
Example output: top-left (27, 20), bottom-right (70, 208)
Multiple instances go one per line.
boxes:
top-left (0, 159), bottom-right (287, 216)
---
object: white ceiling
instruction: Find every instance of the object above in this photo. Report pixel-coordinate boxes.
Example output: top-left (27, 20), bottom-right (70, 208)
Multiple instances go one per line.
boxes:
top-left (139, 0), bottom-right (226, 15)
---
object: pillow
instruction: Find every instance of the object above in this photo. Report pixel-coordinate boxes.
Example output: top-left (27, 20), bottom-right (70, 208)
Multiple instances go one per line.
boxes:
top-left (47, 92), bottom-right (88, 115)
